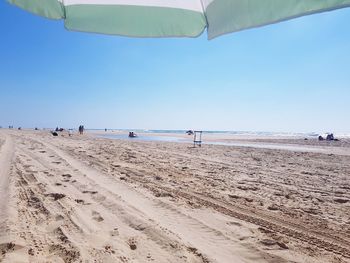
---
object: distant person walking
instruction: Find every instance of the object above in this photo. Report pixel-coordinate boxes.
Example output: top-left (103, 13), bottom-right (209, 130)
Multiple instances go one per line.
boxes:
top-left (78, 125), bottom-right (85, 135)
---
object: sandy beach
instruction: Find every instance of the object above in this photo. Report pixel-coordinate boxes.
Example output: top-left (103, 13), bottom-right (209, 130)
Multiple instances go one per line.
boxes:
top-left (0, 129), bottom-right (350, 263)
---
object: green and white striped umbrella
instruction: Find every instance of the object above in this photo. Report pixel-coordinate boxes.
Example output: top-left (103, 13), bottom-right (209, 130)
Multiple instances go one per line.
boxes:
top-left (8, 0), bottom-right (350, 39)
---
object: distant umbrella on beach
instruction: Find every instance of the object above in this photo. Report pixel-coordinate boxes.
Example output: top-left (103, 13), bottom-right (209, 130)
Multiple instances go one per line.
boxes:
top-left (7, 1), bottom-right (350, 39)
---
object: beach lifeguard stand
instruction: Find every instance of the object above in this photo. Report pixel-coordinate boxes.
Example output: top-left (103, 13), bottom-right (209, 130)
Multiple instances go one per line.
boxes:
top-left (193, 131), bottom-right (202, 147)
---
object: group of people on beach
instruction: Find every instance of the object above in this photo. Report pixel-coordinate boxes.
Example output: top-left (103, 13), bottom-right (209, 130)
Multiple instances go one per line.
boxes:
top-left (78, 125), bottom-right (84, 135)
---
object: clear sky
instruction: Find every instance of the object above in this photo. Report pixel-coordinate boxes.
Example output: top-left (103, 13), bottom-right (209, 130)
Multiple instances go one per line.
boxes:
top-left (1, 2), bottom-right (349, 133)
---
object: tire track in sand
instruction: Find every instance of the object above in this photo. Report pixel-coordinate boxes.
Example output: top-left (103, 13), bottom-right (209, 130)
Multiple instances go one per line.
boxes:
top-left (15, 143), bottom-right (205, 263)
top-left (24, 135), bottom-right (282, 263)
top-left (117, 166), bottom-right (350, 260)
top-left (65, 146), bottom-right (350, 261)
top-left (0, 134), bottom-right (21, 260)
top-left (0, 135), bottom-right (14, 224)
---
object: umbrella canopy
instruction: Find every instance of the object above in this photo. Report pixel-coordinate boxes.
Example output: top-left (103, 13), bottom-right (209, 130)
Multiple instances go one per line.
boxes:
top-left (8, 0), bottom-right (350, 39)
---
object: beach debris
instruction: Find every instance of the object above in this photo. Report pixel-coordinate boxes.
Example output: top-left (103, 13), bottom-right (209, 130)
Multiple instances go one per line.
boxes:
top-left (51, 131), bottom-right (58, 136)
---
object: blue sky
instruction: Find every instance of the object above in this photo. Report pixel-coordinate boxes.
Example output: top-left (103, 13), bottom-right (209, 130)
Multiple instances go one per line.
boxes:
top-left (1, 2), bottom-right (350, 133)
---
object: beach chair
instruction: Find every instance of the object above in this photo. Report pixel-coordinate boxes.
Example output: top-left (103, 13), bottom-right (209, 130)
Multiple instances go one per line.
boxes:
top-left (193, 131), bottom-right (202, 147)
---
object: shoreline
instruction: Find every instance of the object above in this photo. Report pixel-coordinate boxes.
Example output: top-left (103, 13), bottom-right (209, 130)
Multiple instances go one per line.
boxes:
top-left (90, 130), bottom-right (350, 156)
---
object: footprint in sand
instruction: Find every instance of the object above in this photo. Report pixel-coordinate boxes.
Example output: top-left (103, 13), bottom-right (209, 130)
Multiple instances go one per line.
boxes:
top-left (110, 228), bottom-right (119, 237)
top-left (52, 161), bottom-right (61, 164)
top-left (55, 214), bottom-right (65, 221)
top-left (48, 244), bottom-right (80, 262)
top-left (260, 239), bottom-right (288, 250)
top-left (74, 199), bottom-right (89, 205)
top-left (92, 211), bottom-right (104, 222)
top-left (227, 221), bottom-right (242, 227)
top-left (127, 238), bottom-right (137, 250)
top-left (93, 194), bottom-right (106, 202)
top-left (47, 193), bottom-right (66, 201)
top-left (267, 204), bottom-right (279, 211)
top-left (82, 190), bottom-right (98, 195)
top-left (147, 253), bottom-right (156, 261)
top-left (104, 245), bottom-right (115, 254)
top-left (28, 247), bottom-right (35, 256)
top-left (0, 242), bottom-right (24, 256)
top-left (24, 173), bottom-right (38, 182)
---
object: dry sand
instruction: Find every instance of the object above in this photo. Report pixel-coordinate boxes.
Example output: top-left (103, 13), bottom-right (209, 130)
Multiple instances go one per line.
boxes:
top-left (0, 129), bottom-right (349, 263)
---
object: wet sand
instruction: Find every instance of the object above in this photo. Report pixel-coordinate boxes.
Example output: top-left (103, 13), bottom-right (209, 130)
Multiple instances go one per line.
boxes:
top-left (0, 129), bottom-right (350, 262)
top-left (96, 131), bottom-right (350, 156)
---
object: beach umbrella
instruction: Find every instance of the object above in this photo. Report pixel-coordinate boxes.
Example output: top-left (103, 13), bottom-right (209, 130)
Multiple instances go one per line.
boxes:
top-left (8, 0), bottom-right (350, 39)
